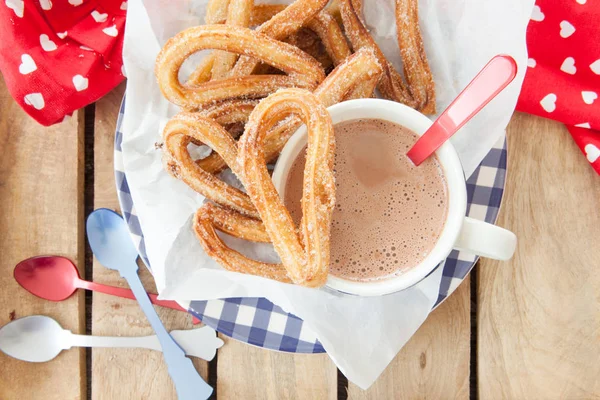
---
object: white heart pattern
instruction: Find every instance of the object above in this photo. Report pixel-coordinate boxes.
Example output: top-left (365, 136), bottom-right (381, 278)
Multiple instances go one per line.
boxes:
top-left (540, 93), bottom-right (557, 113)
top-left (57, 31), bottom-right (68, 39)
top-left (91, 10), bottom-right (108, 22)
top-left (527, 58), bottom-right (537, 68)
top-left (120, 1), bottom-right (127, 10)
top-left (39, 0), bottom-right (52, 10)
top-left (68, 0), bottom-right (83, 5)
top-left (575, 122), bottom-right (591, 129)
top-left (590, 59), bottom-right (600, 75)
top-left (584, 144), bottom-right (600, 163)
top-left (80, 45), bottom-right (94, 51)
top-left (40, 34), bottom-right (57, 52)
top-left (5, 0), bottom-right (24, 17)
top-left (19, 54), bottom-right (37, 75)
top-left (102, 25), bottom-right (118, 37)
top-left (576, 0), bottom-right (586, 4)
top-left (559, 21), bottom-right (575, 38)
top-left (72, 75), bottom-right (89, 91)
top-left (582, 91), bottom-right (597, 105)
top-left (531, 5), bottom-right (544, 22)
top-left (560, 57), bottom-right (576, 75)
top-left (24, 93), bottom-right (45, 110)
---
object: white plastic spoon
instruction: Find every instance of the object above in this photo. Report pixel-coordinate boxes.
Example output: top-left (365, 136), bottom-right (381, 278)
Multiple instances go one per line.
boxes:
top-left (0, 315), bottom-right (224, 363)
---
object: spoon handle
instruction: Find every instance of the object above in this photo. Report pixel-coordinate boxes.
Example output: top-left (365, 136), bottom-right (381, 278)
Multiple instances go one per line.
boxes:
top-left (65, 331), bottom-right (160, 351)
top-left (77, 280), bottom-right (188, 313)
top-left (407, 55), bottom-right (518, 165)
top-left (120, 263), bottom-right (213, 399)
top-left (76, 279), bottom-right (201, 324)
top-left (64, 328), bottom-right (222, 361)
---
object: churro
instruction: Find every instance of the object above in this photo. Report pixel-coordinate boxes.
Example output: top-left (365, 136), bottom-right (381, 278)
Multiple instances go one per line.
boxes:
top-left (238, 89), bottom-right (335, 287)
top-left (156, 25), bottom-right (325, 110)
top-left (162, 111), bottom-right (259, 218)
top-left (211, 0), bottom-right (253, 79)
top-left (194, 203), bottom-right (291, 282)
top-left (230, 0), bottom-right (330, 77)
top-left (395, 0), bottom-right (435, 113)
top-left (338, 0), bottom-right (415, 108)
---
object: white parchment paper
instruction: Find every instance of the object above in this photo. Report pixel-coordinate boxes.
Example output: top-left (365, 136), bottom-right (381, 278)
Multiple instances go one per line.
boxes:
top-left (121, 0), bottom-right (534, 388)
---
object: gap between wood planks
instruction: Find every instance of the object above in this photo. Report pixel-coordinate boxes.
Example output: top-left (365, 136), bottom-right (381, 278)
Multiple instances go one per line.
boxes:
top-left (81, 101), bottom-right (350, 400)
top-left (338, 369), bottom-right (349, 399)
top-left (470, 264), bottom-right (478, 400)
top-left (208, 351), bottom-right (218, 399)
top-left (84, 104), bottom-right (95, 400)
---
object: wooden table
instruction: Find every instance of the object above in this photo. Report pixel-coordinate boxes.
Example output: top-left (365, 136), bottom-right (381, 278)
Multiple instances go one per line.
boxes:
top-left (1, 78), bottom-right (599, 400)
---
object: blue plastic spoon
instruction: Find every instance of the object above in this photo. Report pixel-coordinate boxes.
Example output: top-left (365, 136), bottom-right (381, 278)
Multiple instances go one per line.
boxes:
top-left (86, 209), bottom-right (212, 400)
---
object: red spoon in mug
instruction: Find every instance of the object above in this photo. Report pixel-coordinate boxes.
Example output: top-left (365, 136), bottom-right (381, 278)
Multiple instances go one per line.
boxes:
top-left (14, 256), bottom-right (199, 324)
top-left (407, 55), bottom-right (518, 166)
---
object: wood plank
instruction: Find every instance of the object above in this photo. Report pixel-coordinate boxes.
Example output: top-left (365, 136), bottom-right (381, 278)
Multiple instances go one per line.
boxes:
top-left (91, 83), bottom-right (208, 400)
top-left (0, 78), bottom-right (85, 398)
top-left (478, 113), bottom-right (600, 399)
top-left (217, 338), bottom-right (338, 399)
top-left (348, 277), bottom-right (471, 399)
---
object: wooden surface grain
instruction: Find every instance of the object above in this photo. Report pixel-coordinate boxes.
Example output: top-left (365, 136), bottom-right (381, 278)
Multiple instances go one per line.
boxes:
top-left (1, 80), bottom-right (600, 399)
top-left (217, 337), bottom-right (337, 399)
top-left (478, 113), bottom-right (600, 399)
top-left (347, 277), bottom-right (471, 399)
top-left (0, 78), bottom-right (85, 399)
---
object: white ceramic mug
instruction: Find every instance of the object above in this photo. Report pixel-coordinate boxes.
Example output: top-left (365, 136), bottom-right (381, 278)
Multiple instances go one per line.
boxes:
top-left (272, 99), bottom-right (516, 296)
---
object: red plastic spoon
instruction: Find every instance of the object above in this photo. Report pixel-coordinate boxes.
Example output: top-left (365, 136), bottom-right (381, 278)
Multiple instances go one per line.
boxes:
top-left (14, 256), bottom-right (199, 323)
top-left (407, 55), bottom-right (518, 166)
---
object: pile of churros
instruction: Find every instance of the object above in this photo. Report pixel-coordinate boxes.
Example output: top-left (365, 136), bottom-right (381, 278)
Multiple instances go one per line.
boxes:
top-left (154, 0), bottom-right (435, 287)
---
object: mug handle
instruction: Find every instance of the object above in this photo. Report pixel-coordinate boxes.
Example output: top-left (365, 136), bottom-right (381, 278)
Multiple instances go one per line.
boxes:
top-left (454, 217), bottom-right (516, 260)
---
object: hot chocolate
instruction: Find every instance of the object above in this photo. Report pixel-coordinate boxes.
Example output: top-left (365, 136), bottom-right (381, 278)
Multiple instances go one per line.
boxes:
top-left (284, 118), bottom-right (448, 281)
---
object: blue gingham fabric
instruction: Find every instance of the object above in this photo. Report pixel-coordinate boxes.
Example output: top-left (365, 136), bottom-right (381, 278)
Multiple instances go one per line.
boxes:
top-left (114, 100), bottom-right (506, 353)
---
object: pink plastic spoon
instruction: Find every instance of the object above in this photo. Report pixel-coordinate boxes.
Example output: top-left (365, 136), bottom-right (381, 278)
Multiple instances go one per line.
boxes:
top-left (407, 55), bottom-right (518, 166)
top-left (14, 256), bottom-right (199, 323)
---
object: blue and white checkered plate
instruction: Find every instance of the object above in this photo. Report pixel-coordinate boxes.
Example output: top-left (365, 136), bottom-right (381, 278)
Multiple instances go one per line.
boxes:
top-left (114, 101), bottom-right (507, 354)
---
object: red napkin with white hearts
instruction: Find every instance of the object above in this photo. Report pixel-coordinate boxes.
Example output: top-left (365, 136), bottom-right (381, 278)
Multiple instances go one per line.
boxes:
top-left (517, 0), bottom-right (600, 174)
top-left (0, 0), bottom-right (126, 126)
